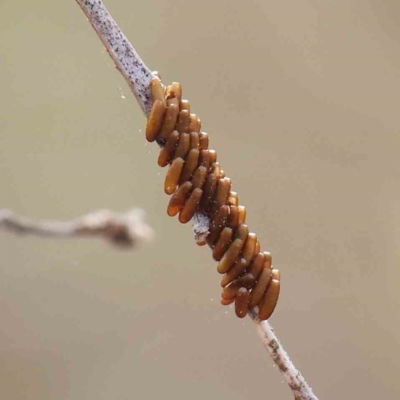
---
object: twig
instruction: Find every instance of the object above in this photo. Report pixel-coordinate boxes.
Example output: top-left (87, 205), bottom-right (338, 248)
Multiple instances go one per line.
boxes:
top-left (75, 0), bottom-right (153, 115)
top-left (74, 0), bottom-right (318, 398)
top-left (0, 208), bottom-right (153, 249)
top-left (249, 310), bottom-right (317, 400)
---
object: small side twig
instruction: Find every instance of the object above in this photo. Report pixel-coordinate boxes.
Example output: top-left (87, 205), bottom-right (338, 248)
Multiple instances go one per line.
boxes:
top-left (74, 1), bottom-right (318, 398)
top-left (0, 208), bottom-right (153, 249)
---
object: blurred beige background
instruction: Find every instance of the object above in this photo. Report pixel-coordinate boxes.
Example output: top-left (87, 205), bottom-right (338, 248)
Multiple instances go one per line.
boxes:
top-left (1, 0), bottom-right (400, 399)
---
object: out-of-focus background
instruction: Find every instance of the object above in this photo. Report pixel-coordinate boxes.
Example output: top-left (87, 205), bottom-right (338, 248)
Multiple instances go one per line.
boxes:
top-left (1, 0), bottom-right (399, 399)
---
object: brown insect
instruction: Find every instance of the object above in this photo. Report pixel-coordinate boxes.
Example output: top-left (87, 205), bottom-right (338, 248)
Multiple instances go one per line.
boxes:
top-left (145, 75), bottom-right (280, 320)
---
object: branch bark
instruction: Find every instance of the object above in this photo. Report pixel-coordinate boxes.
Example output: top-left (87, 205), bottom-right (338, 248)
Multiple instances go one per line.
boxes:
top-left (249, 310), bottom-right (317, 400)
top-left (74, 1), bottom-right (318, 398)
top-left (75, 0), bottom-right (152, 115)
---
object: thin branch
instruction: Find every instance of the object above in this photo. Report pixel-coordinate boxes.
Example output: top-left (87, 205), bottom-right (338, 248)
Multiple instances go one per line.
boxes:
top-left (0, 208), bottom-right (153, 249)
top-left (249, 310), bottom-right (317, 400)
top-left (75, 0), bottom-right (152, 115)
top-left (74, 1), bottom-right (318, 398)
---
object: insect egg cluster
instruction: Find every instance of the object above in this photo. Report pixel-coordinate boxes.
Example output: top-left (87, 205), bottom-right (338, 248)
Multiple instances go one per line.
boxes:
top-left (145, 75), bottom-right (280, 320)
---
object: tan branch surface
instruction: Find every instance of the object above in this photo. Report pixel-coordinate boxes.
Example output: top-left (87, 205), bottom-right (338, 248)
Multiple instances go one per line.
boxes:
top-left (0, 208), bottom-right (153, 249)
top-left (74, 0), bottom-right (318, 399)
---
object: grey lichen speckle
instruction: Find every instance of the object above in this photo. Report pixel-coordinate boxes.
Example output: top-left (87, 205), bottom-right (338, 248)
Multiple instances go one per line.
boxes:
top-left (192, 212), bottom-right (210, 244)
top-left (78, 0), bottom-right (153, 115)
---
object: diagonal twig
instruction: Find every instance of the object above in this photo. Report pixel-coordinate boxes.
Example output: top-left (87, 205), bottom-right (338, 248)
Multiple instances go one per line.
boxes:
top-left (74, 1), bottom-right (318, 398)
top-left (75, 0), bottom-right (152, 115)
top-left (250, 309), bottom-right (317, 400)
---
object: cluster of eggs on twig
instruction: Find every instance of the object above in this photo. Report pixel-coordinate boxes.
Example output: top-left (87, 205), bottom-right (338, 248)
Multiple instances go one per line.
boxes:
top-left (145, 75), bottom-right (280, 320)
